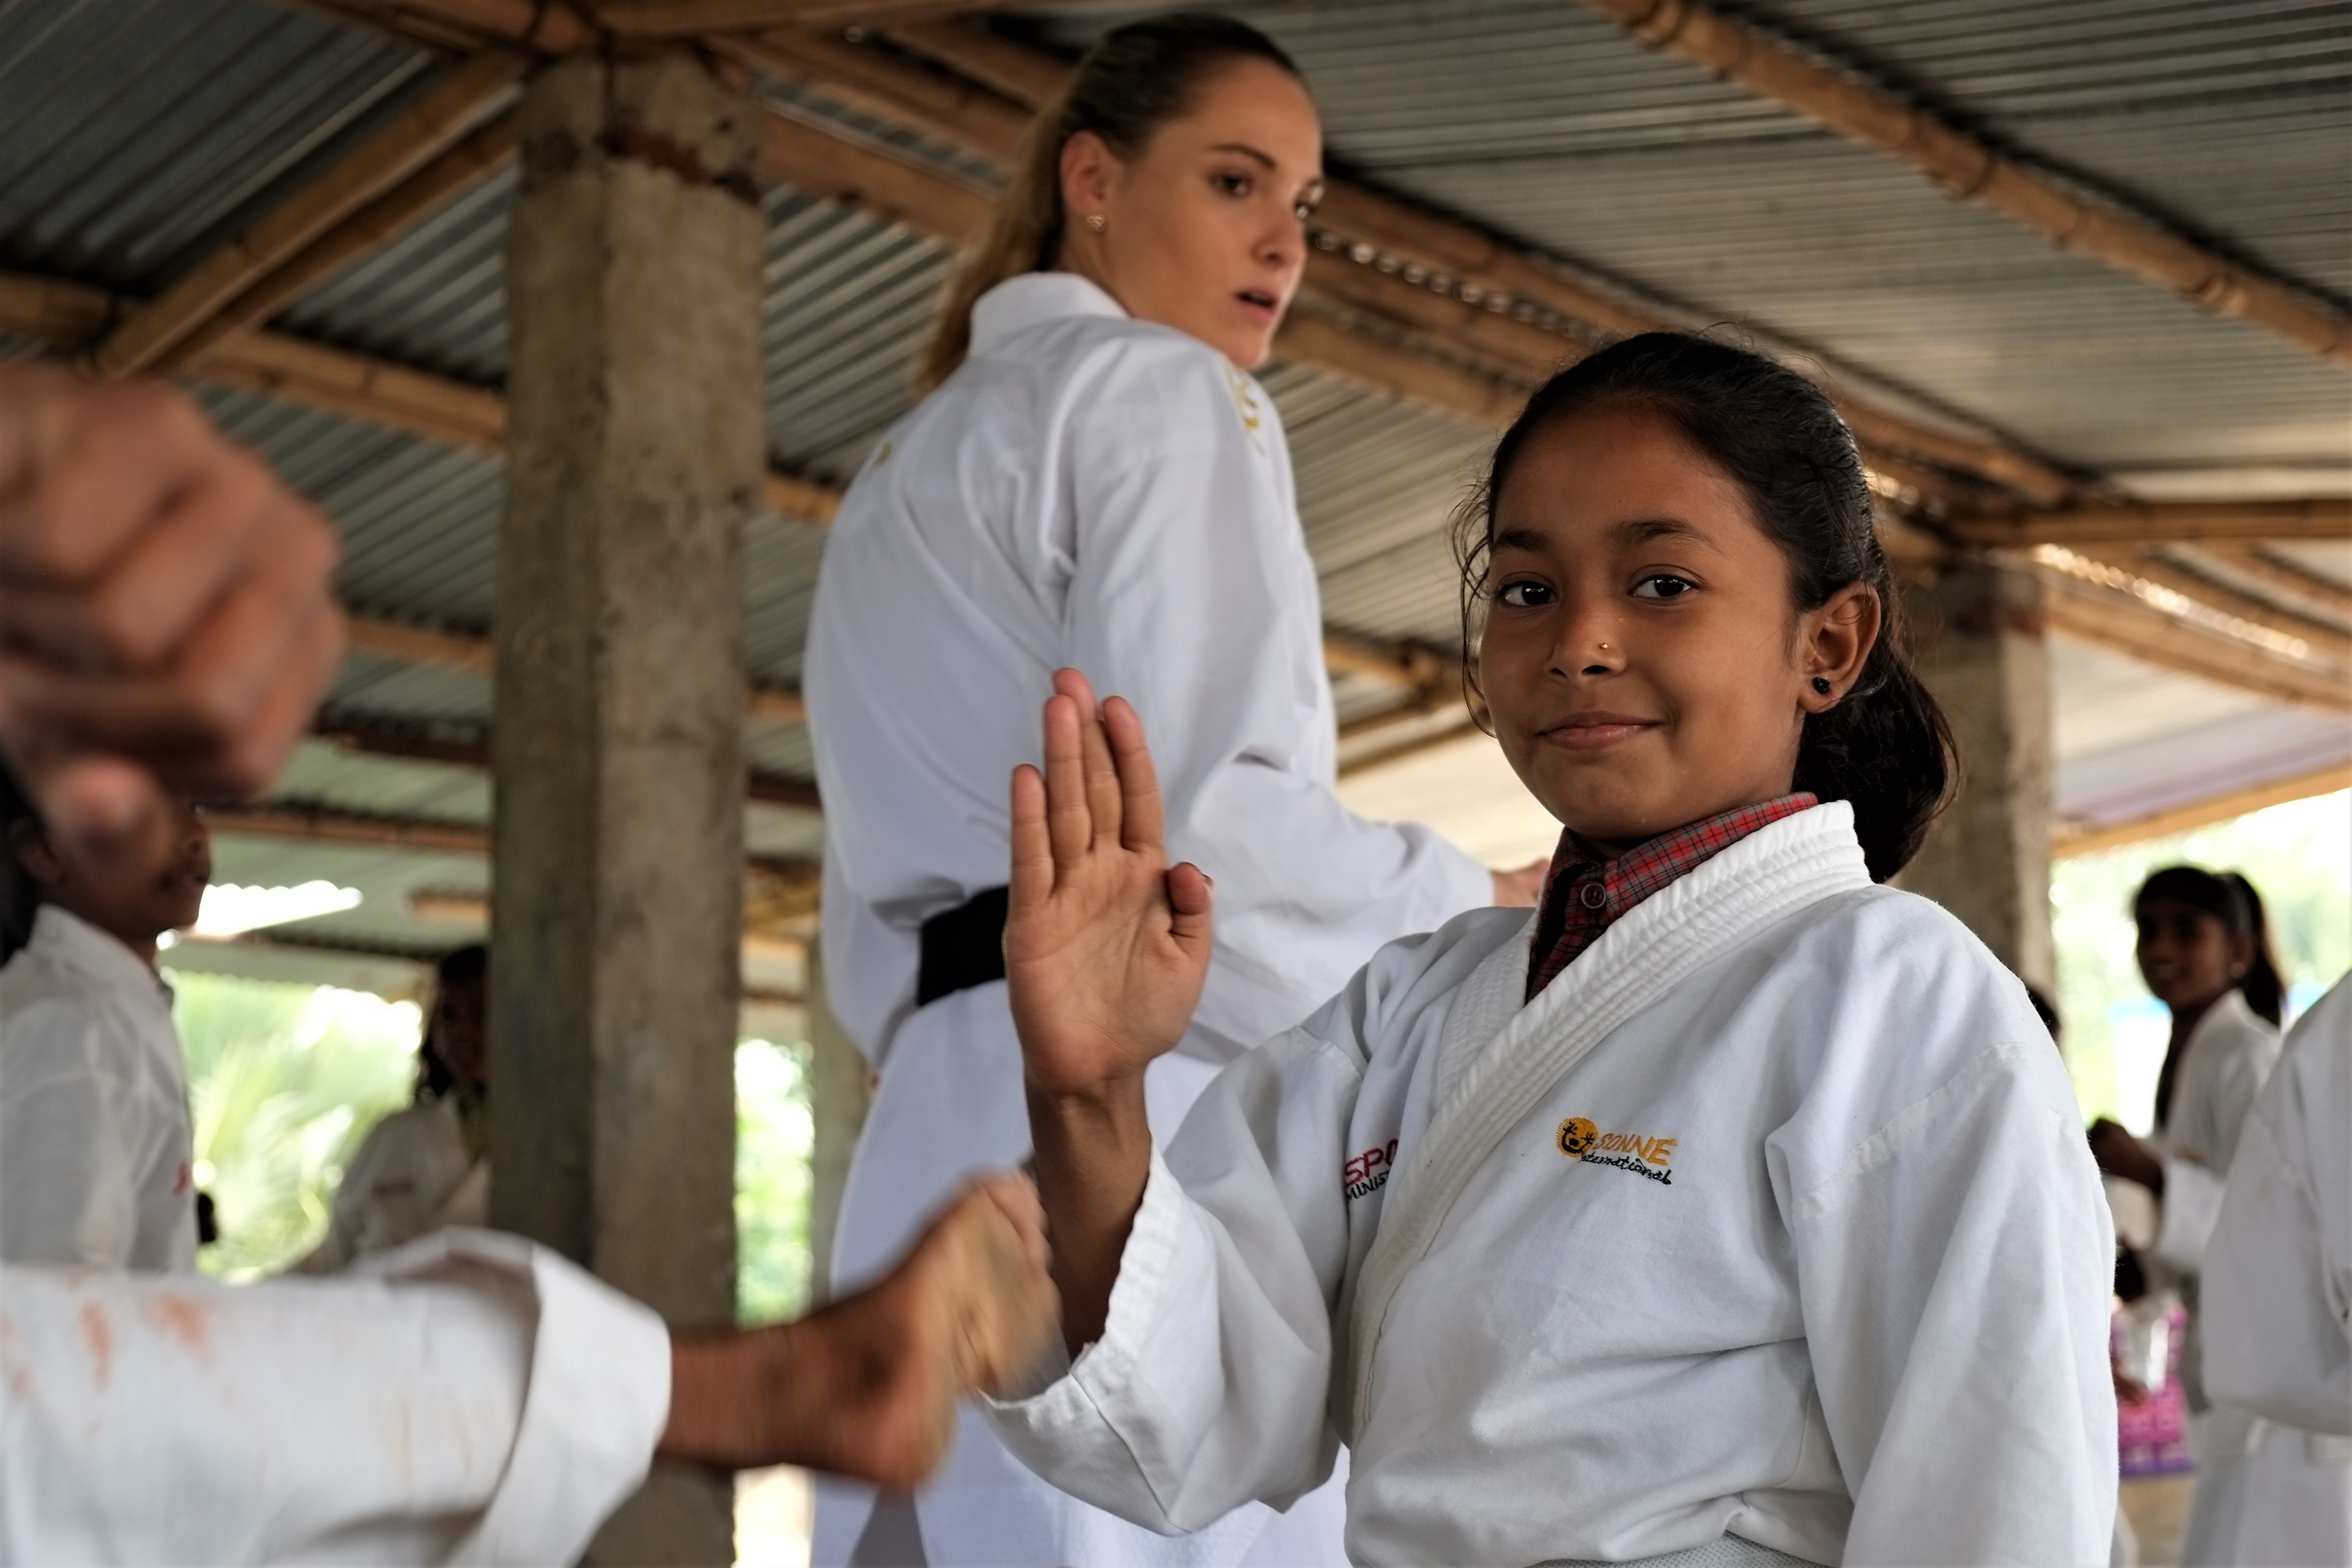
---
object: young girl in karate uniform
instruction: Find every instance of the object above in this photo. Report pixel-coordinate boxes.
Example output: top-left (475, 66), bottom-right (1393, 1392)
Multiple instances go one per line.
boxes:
top-left (988, 334), bottom-right (2118, 1566)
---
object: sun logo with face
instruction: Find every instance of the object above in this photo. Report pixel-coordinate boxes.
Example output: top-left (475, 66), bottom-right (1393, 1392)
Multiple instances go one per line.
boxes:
top-left (1556, 1116), bottom-right (1598, 1159)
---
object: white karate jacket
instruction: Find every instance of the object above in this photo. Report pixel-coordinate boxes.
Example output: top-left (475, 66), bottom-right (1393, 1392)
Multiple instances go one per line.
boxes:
top-left (0, 1227), bottom-right (669, 1565)
top-left (2197, 976), bottom-right (2352, 1567)
top-left (294, 1098), bottom-right (487, 1274)
top-left (0, 906), bottom-right (196, 1272)
top-left (988, 804), bottom-right (2118, 1566)
top-left (802, 271), bottom-right (1487, 1567)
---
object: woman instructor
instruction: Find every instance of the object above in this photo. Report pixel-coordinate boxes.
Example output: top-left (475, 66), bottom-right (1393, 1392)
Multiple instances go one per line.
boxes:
top-left (804, 15), bottom-right (1530, 1567)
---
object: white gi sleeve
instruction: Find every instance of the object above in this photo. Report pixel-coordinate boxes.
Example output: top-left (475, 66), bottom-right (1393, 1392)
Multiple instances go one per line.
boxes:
top-left (2155, 1022), bottom-right (2274, 1274)
top-left (2203, 980), bottom-right (2352, 1436)
top-left (986, 1028), bottom-right (1363, 1533)
top-left (1063, 348), bottom-right (1490, 1053)
top-left (0, 997), bottom-right (140, 1269)
top-left (1783, 1041), bottom-right (2118, 1567)
top-left (288, 1113), bottom-right (394, 1276)
top-left (0, 1227), bottom-right (670, 1566)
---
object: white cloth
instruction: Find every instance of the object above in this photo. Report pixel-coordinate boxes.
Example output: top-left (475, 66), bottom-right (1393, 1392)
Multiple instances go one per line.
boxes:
top-left (294, 1098), bottom-right (487, 1274)
top-left (0, 1226), bottom-right (670, 1566)
top-left (2193, 976), bottom-right (2352, 1567)
top-left (803, 271), bottom-right (1487, 1567)
top-left (2150, 989), bottom-right (2281, 1282)
top-left (0, 906), bottom-right (195, 1272)
top-left (988, 804), bottom-right (2119, 1567)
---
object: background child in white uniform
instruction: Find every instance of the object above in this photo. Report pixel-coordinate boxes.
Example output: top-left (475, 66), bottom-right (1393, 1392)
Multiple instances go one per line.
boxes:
top-left (0, 765), bottom-right (207, 1271)
top-left (2089, 867), bottom-right (2285, 1561)
top-left (2201, 973), bottom-right (2352, 1567)
top-left (296, 944), bottom-right (491, 1273)
top-left (985, 334), bottom-right (2117, 1565)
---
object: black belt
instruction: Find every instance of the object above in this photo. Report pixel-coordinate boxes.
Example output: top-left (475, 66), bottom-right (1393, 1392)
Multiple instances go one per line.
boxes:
top-left (916, 885), bottom-right (1009, 1007)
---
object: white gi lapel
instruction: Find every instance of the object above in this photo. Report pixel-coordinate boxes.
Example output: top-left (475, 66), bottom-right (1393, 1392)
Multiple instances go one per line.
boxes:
top-left (1341, 803), bottom-right (1872, 1435)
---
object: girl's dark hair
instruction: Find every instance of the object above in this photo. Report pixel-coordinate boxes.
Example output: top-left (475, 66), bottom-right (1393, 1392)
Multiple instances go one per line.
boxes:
top-left (0, 763), bottom-right (45, 966)
top-left (1453, 331), bottom-right (1956, 882)
top-left (2133, 865), bottom-right (2286, 1026)
top-left (922, 12), bottom-right (1303, 386)
top-left (416, 943), bottom-right (489, 1103)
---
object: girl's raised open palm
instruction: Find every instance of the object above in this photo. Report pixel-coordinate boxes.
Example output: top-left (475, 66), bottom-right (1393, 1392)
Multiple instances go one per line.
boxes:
top-left (1005, 669), bottom-right (1212, 1099)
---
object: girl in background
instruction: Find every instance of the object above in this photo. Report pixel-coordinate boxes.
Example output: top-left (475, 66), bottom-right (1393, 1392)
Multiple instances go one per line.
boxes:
top-left (2089, 867), bottom-right (2286, 1565)
top-left (295, 943), bottom-right (490, 1273)
top-left (987, 333), bottom-right (2116, 1565)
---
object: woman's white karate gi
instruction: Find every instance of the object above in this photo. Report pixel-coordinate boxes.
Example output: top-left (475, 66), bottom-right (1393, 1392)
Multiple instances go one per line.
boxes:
top-left (2197, 976), bottom-right (2352, 1567)
top-left (294, 1096), bottom-right (488, 1274)
top-left (803, 270), bottom-right (1491, 1566)
top-left (987, 802), bottom-right (2119, 1566)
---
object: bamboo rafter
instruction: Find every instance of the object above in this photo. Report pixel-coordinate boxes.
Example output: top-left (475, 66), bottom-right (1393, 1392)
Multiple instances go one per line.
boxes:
top-left (1570, 0), bottom-right (2352, 369)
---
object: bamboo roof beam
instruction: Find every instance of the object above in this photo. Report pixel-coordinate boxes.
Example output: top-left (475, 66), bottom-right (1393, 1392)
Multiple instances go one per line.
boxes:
top-left (0, 270), bottom-right (833, 526)
top-left (313, 715), bottom-right (824, 809)
top-left (2063, 552), bottom-right (2352, 665)
top-left (2031, 558), bottom-right (2351, 713)
top-left (173, 112), bottom-right (519, 373)
top-left (2196, 542), bottom-right (2352, 620)
top-left (90, 50), bottom-right (527, 377)
top-left (2054, 760), bottom-right (2352, 859)
top-left (872, 21), bottom-right (2077, 506)
top-left (1570, 0), bottom-right (2352, 370)
top-left (1951, 499), bottom-right (2352, 550)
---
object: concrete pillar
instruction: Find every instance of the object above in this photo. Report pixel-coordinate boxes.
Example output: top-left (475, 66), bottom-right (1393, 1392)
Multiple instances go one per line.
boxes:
top-left (1901, 563), bottom-right (2056, 992)
top-left (489, 52), bottom-right (765, 1567)
top-left (805, 937), bottom-right (871, 1303)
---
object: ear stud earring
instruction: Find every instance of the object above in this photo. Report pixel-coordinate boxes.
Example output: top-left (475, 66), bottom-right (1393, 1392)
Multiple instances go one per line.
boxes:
top-left (1084, 213), bottom-right (1107, 233)
top-left (1811, 676), bottom-right (1833, 695)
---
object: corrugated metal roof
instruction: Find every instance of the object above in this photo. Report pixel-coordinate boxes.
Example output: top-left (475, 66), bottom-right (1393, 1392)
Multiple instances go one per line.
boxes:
top-left (0, 0), bottom-right (432, 290)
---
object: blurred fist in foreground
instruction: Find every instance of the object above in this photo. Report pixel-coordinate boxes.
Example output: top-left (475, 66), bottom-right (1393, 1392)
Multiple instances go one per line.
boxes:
top-left (0, 365), bottom-right (344, 842)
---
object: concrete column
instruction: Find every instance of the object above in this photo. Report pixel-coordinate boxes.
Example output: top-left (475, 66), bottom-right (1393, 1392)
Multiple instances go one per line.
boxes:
top-left (489, 52), bottom-right (765, 1567)
top-left (1901, 563), bottom-right (2056, 992)
top-left (805, 937), bottom-right (871, 1303)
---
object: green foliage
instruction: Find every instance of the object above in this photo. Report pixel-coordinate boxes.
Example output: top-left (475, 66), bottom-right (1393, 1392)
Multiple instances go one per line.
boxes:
top-left (2053, 791), bottom-right (2351, 1131)
top-left (171, 972), bottom-right (419, 1279)
top-left (737, 1037), bottom-right (814, 1324)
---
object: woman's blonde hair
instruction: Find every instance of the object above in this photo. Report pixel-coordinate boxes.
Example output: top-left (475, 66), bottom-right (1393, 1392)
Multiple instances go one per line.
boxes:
top-left (920, 13), bottom-right (1303, 389)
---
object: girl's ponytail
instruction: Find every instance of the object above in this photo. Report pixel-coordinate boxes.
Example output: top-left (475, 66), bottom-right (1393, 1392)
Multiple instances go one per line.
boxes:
top-left (1455, 332), bottom-right (1954, 881)
top-left (2222, 871), bottom-right (2286, 1025)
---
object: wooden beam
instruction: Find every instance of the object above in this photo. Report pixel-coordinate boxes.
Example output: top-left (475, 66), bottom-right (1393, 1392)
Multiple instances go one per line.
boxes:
top-left (1952, 498), bottom-right (2352, 549)
top-left (2198, 541), bottom-right (2352, 619)
top-left (2055, 761), bottom-right (2352, 859)
top-left (91, 50), bottom-right (527, 376)
top-left (2070, 550), bottom-right (2352, 662)
top-left (175, 112), bottom-right (519, 371)
top-left (724, 28), bottom-right (1029, 160)
top-left (874, 21), bottom-right (2077, 505)
top-left (2035, 569), bottom-right (2350, 712)
top-left (2, 269), bottom-right (836, 525)
top-left (760, 110), bottom-right (993, 243)
top-left (346, 613), bottom-right (810, 722)
top-left (312, 712), bottom-right (824, 808)
top-left (411, 884), bottom-right (819, 944)
top-left (1572, 0), bottom-right (2352, 370)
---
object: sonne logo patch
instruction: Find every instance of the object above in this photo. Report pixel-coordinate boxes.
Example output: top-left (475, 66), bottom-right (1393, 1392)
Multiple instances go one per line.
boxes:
top-left (1556, 1115), bottom-right (1676, 1185)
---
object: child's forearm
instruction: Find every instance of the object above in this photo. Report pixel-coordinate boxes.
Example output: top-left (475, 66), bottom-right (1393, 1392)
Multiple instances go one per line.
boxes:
top-left (1026, 1073), bottom-right (1154, 1354)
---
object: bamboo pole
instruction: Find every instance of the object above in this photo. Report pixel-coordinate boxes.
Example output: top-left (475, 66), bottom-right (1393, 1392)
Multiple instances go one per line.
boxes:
top-left (2055, 761), bottom-right (2352, 859)
top-left (1953, 499), bottom-right (2352, 549)
top-left (2070, 550), bottom-right (2352, 663)
top-left (2035, 571), bottom-right (2350, 713)
top-left (90, 51), bottom-right (527, 376)
top-left (2197, 542), bottom-right (2352, 619)
top-left (174, 113), bottom-right (520, 372)
top-left (1571, 0), bottom-right (2352, 370)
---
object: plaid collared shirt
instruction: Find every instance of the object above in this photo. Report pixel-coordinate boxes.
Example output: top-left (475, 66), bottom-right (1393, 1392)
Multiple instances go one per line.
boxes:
top-left (1525, 794), bottom-right (1819, 1002)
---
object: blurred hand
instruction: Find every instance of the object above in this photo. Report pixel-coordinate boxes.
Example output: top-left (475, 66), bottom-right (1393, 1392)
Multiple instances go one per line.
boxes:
top-left (1005, 669), bottom-right (1211, 1100)
top-left (662, 1174), bottom-right (1058, 1484)
top-left (2088, 1118), bottom-right (2164, 1195)
top-left (0, 365), bottom-right (343, 845)
top-left (1491, 857), bottom-right (1547, 907)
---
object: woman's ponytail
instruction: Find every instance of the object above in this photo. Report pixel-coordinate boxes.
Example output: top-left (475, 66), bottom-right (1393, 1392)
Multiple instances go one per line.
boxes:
top-left (1454, 332), bottom-right (1954, 881)
top-left (920, 13), bottom-right (1304, 388)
